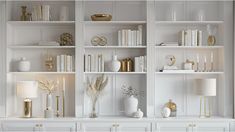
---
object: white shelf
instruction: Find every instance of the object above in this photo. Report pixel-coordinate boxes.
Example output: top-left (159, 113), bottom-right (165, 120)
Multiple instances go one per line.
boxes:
top-left (155, 21), bottom-right (224, 25)
top-left (84, 46), bottom-right (147, 49)
top-left (8, 72), bottom-right (76, 75)
top-left (8, 46), bottom-right (76, 49)
top-left (155, 46), bottom-right (224, 49)
top-left (7, 21), bottom-right (75, 26)
top-left (155, 72), bottom-right (224, 75)
top-left (85, 21), bottom-right (146, 25)
top-left (84, 72), bottom-right (146, 75)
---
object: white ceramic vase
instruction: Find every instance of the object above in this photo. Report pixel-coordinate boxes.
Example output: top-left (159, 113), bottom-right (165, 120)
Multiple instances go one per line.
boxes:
top-left (44, 93), bottom-right (54, 118)
top-left (18, 57), bottom-right (31, 72)
top-left (124, 95), bottom-right (138, 117)
top-left (109, 55), bottom-right (121, 72)
top-left (161, 107), bottom-right (171, 118)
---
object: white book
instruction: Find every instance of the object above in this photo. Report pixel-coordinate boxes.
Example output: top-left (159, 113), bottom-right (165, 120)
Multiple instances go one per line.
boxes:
top-left (121, 30), bottom-right (125, 46)
top-left (140, 56), bottom-right (144, 72)
top-left (144, 56), bottom-right (147, 72)
top-left (134, 57), bottom-right (139, 72)
top-left (118, 30), bottom-right (122, 46)
top-left (87, 54), bottom-right (91, 72)
top-left (66, 55), bottom-right (71, 72)
top-left (60, 55), bottom-right (65, 72)
top-left (56, 55), bottom-right (61, 72)
top-left (98, 55), bottom-right (102, 72)
top-left (133, 30), bottom-right (137, 46)
top-left (131, 31), bottom-right (135, 46)
top-left (71, 56), bottom-right (73, 72)
top-left (185, 29), bottom-right (192, 46)
top-left (178, 30), bottom-right (185, 46)
top-left (191, 30), bottom-right (198, 46)
top-left (138, 25), bottom-right (143, 46)
top-left (197, 30), bottom-right (202, 46)
top-left (128, 30), bottom-right (132, 46)
top-left (136, 30), bottom-right (140, 46)
top-left (102, 55), bottom-right (105, 72)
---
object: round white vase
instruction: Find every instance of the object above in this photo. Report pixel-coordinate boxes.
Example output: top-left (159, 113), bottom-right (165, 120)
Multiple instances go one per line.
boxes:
top-left (124, 95), bottom-right (138, 117)
top-left (109, 55), bottom-right (121, 72)
top-left (18, 57), bottom-right (31, 72)
top-left (161, 107), bottom-right (171, 118)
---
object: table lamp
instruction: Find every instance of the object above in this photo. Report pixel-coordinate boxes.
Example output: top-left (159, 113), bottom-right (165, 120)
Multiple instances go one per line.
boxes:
top-left (194, 78), bottom-right (216, 118)
top-left (16, 81), bottom-right (38, 118)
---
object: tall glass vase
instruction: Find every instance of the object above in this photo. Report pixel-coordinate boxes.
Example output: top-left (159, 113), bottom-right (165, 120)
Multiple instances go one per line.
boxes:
top-left (90, 98), bottom-right (98, 118)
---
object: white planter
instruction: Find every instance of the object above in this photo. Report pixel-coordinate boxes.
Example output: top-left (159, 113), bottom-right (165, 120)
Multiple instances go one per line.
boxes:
top-left (124, 95), bottom-right (138, 117)
top-left (109, 55), bottom-right (121, 72)
top-left (18, 57), bottom-right (31, 72)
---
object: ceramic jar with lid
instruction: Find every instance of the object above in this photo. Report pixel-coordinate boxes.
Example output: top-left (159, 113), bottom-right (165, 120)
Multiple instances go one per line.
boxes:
top-left (18, 57), bottom-right (31, 72)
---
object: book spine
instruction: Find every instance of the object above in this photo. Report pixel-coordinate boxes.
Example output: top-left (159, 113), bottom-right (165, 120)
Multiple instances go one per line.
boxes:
top-left (118, 30), bottom-right (122, 46)
top-left (191, 30), bottom-right (197, 46)
top-left (133, 30), bottom-right (137, 46)
top-left (56, 55), bottom-right (61, 72)
top-left (121, 30), bottom-right (125, 46)
top-left (144, 56), bottom-right (147, 72)
top-left (128, 30), bottom-right (131, 46)
top-left (138, 25), bottom-right (143, 46)
top-left (88, 55), bottom-right (91, 72)
top-left (60, 55), bottom-right (65, 72)
top-left (66, 55), bottom-right (71, 72)
top-left (178, 30), bottom-right (185, 46)
top-left (135, 57), bottom-right (139, 72)
top-left (197, 30), bottom-right (202, 46)
top-left (98, 55), bottom-right (102, 72)
top-left (136, 30), bottom-right (140, 46)
top-left (186, 29), bottom-right (192, 46)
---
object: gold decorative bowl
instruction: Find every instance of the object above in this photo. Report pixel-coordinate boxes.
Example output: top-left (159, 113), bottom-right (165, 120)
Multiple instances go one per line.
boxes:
top-left (91, 14), bottom-right (112, 21)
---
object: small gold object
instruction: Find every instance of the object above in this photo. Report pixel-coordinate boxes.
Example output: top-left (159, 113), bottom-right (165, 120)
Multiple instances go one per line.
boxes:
top-left (120, 59), bottom-right (127, 72)
top-left (208, 35), bottom-right (216, 46)
top-left (91, 14), bottom-right (112, 21)
top-left (166, 55), bottom-right (176, 66)
top-left (45, 55), bottom-right (54, 71)
top-left (186, 59), bottom-right (195, 69)
top-left (126, 58), bottom-right (134, 72)
top-left (24, 99), bottom-right (32, 118)
top-left (21, 6), bottom-right (27, 21)
top-left (60, 33), bottom-right (73, 46)
top-left (165, 99), bottom-right (177, 117)
top-left (91, 36), bottom-right (107, 46)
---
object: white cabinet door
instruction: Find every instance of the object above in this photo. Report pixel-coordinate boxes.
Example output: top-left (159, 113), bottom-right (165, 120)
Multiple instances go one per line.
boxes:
top-left (193, 122), bottom-right (229, 132)
top-left (2, 122), bottom-right (40, 132)
top-left (116, 122), bottom-right (151, 132)
top-left (80, 122), bottom-right (115, 132)
top-left (156, 122), bottom-right (192, 132)
top-left (41, 122), bottom-right (76, 132)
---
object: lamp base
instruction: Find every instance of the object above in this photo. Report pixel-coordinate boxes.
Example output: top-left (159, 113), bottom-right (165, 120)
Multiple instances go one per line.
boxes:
top-left (199, 96), bottom-right (211, 118)
top-left (24, 99), bottom-right (32, 118)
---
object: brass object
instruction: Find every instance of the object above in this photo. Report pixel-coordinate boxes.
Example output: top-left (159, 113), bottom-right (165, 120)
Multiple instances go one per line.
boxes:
top-left (24, 99), bottom-right (32, 118)
top-left (21, 6), bottom-right (27, 21)
top-left (207, 35), bottom-right (216, 46)
top-left (56, 96), bottom-right (60, 117)
top-left (186, 59), bottom-right (195, 69)
top-left (91, 14), bottom-right (112, 21)
top-left (126, 58), bottom-right (134, 72)
top-left (45, 56), bottom-right (54, 71)
top-left (120, 59), bottom-right (127, 72)
top-left (165, 99), bottom-right (177, 117)
top-left (60, 33), bottom-right (73, 46)
top-left (91, 36), bottom-right (107, 46)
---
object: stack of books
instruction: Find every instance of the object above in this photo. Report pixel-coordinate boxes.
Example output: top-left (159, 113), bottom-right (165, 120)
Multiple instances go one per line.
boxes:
top-left (134, 55), bottom-right (147, 72)
top-left (84, 54), bottom-right (105, 72)
top-left (178, 29), bottom-right (202, 46)
top-left (118, 25), bottom-right (143, 46)
top-left (56, 55), bottom-right (74, 72)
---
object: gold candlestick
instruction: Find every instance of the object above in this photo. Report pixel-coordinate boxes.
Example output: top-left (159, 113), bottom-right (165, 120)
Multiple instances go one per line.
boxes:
top-left (56, 96), bottom-right (60, 117)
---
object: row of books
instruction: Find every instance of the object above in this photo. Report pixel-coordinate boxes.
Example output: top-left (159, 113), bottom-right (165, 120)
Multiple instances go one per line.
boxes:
top-left (84, 54), bottom-right (105, 72)
top-left (56, 55), bottom-right (74, 72)
top-left (178, 29), bottom-right (202, 46)
top-left (134, 56), bottom-right (147, 72)
top-left (118, 25), bottom-right (143, 46)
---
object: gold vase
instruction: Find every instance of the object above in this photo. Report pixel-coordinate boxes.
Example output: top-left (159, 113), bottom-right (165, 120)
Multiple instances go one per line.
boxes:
top-left (207, 35), bottom-right (216, 46)
top-left (165, 99), bottom-right (177, 117)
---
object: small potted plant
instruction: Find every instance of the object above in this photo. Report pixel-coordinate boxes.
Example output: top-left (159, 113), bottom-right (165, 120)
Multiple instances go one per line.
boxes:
top-left (121, 85), bottom-right (143, 117)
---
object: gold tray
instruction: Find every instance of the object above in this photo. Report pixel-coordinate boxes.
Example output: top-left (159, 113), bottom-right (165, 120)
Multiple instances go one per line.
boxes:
top-left (91, 14), bottom-right (112, 21)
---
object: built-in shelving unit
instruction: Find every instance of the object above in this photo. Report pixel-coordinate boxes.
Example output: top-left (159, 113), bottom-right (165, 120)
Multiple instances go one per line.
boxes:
top-left (1, 0), bottom-right (233, 120)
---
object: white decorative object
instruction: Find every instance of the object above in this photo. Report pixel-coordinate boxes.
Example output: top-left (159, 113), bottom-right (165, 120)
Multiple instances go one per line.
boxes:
top-left (109, 55), bottom-right (121, 72)
top-left (42, 5), bottom-right (50, 21)
top-left (184, 63), bottom-right (193, 70)
top-left (124, 95), bottom-right (138, 117)
top-left (133, 108), bottom-right (143, 118)
top-left (60, 6), bottom-right (69, 21)
top-left (18, 57), bottom-right (31, 72)
top-left (161, 107), bottom-right (171, 118)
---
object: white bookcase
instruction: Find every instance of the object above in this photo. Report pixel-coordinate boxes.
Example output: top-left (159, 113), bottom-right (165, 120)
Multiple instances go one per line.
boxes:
top-left (1, 0), bottom-right (233, 119)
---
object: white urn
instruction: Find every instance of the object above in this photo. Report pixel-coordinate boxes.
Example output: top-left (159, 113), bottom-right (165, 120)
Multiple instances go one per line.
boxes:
top-left (109, 55), bottom-right (121, 72)
top-left (133, 108), bottom-right (144, 118)
top-left (124, 95), bottom-right (138, 117)
top-left (18, 57), bottom-right (31, 72)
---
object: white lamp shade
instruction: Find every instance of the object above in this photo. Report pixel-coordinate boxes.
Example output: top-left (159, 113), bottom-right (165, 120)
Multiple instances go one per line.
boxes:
top-left (194, 79), bottom-right (216, 96)
top-left (16, 81), bottom-right (38, 98)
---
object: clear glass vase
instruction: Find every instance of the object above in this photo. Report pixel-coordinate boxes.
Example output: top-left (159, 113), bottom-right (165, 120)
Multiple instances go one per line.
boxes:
top-left (89, 99), bottom-right (98, 118)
